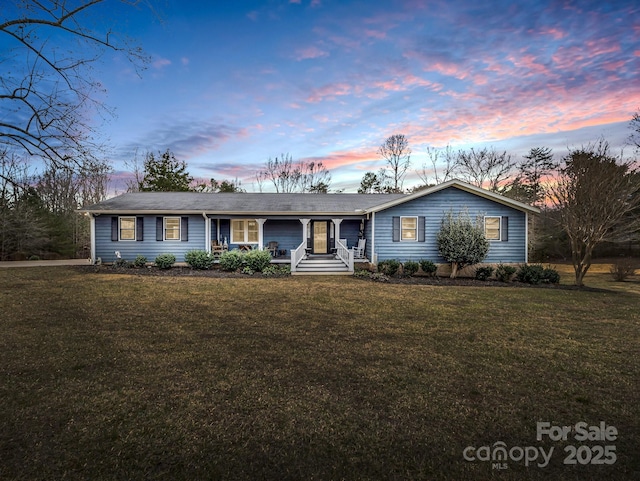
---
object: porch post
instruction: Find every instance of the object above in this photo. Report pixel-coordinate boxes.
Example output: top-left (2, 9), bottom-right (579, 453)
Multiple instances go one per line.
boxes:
top-left (257, 218), bottom-right (267, 250)
top-left (203, 213), bottom-right (210, 253)
top-left (300, 218), bottom-right (310, 245)
top-left (331, 218), bottom-right (342, 243)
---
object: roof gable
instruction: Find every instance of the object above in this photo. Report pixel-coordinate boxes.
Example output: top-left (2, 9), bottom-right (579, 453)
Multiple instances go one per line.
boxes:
top-left (366, 179), bottom-right (540, 214)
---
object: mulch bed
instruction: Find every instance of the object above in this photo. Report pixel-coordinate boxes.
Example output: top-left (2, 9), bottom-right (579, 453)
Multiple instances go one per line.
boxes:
top-left (72, 265), bottom-right (611, 291)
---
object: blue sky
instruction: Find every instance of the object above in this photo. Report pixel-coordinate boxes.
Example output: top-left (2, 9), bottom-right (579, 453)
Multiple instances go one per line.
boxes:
top-left (82, 0), bottom-right (640, 191)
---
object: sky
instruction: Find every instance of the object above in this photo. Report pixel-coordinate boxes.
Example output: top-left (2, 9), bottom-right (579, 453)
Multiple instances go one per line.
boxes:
top-left (69, 0), bottom-right (640, 191)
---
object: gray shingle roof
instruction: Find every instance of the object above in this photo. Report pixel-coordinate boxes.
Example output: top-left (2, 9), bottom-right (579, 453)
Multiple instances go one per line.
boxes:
top-left (81, 192), bottom-right (407, 215)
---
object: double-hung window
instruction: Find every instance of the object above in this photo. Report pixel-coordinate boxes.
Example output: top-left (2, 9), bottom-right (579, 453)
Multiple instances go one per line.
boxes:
top-left (484, 216), bottom-right (501, 240)
top-left (164, 217), bottom-right (181, 240)
top-left (119, 217), bottom-right (136, 241)
top-left (401, 216), bottom-right (418, 241)
top-left (231, 219), bottom-right (259, 244)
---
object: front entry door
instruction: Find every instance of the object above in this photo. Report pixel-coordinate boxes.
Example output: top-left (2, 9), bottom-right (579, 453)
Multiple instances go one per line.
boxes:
top-left (313, 221), bottom-right (328, 254)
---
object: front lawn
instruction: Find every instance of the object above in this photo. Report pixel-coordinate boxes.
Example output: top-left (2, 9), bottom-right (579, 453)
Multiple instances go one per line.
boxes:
top-left (0, 265), bottom-right (638, 480)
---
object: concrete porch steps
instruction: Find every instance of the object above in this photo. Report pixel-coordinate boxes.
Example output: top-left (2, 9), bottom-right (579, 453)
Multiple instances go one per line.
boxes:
top-left (293, 258), bottom-right (351, 275)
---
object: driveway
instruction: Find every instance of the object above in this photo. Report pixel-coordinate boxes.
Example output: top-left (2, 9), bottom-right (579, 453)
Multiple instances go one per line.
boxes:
top-left (0, 259), bottom-right (90, 268)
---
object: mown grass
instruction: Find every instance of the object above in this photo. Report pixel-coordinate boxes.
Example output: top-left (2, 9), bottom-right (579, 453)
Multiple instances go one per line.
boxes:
top-left (0, 264), bottom-right (638, 480)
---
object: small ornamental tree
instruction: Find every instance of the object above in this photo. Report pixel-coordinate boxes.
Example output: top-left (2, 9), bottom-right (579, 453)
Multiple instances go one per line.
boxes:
top-left (436, 210), bottom-right (489, 278)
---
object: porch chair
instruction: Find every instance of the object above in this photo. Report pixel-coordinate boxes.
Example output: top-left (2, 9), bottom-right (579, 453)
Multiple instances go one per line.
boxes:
top-left (353, 238), bottom-right (366, 259)
top-left (266, 241), bottom-right (279, 257)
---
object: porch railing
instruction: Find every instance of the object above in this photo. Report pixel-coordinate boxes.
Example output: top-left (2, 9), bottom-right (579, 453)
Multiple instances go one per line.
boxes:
top-left (290, 241), bottom-right (306, 273)
top-left (335, 238), bottom-right (354, 272)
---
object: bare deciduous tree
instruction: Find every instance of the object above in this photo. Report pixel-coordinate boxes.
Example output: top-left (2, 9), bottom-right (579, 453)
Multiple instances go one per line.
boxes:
top-left (629, 109), bottom-right (640, 152)
top-left (378, 134), bottom-right (411, 192)
top-left (416, 145), bottom-right (458, 186)
top-left (455, 147), bottom-right (514, 192)
top-left (0, 1), bottom-right (149, 184)
top-left (256, 154), bottom-right (332, 193)
top-left (550, 140), bottom-right (640, 286)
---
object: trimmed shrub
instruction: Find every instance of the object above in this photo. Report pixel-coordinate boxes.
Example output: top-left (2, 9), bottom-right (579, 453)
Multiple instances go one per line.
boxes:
top-left (242, 266), bottom-right (255, 275)
top-left (154, 253), bottom-right (176, 269)
top-left (542, 267), bottom-right (560, 284)
top-left (132, 255), bottom-right (147, 268)
top-left (475, 266), bottom-right (494, 281)
top-left (219, 249), bottom-right (244, 271)
top-left (262, 265), bottom-right (291, 277)
top-left (419, 259), bottom-right (437, 276)
top-left (402, 260), bottom-right (419, 277)
top-left (353, 269), bottom-right (371, 279)
top-left (515, 264), bottom-right (560, 284)
top-left (516, 264), bottom-right (544, 284)
top-left (378, 259), bottom-right (401, 277)
top-left (184, 249), bottom-right (214, 270)
top-left (112, 258), bottom-right (131, 269)
top-left (495, 264), bottom-right (516, 283)
top-left (610, 258), bottom-right (637, 282)
top-left (370, 272), bottom-right (390, 282)
top-left (244, 249), bottom-right (272, 272)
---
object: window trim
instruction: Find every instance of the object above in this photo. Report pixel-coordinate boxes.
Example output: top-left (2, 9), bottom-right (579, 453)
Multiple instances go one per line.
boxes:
top-left (119, 216), bottom-right (136, 241)
top-left (400, 216), bottom-right (418, 242)
top-left (484, 215), bottom-right (502, 241)
top-left (164, 216), bottom-right (181, 241)
top-left (231, 219), bottom-right (259, 244)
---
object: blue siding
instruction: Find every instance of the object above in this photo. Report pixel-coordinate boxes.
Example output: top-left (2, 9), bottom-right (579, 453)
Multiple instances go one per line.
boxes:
top-left (263, 220), bottom-right (304, 253)
top-left (95, 214), bottom-right (206, 263)
top-left (339, 220), bottom-right (361, 249)
top-left (373, 187), bottom-right (527, 263)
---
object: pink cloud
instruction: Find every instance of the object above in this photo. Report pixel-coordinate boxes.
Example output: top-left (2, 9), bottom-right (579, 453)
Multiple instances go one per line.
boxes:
top-left (306, 82), bottom-right (351, 103)
top-left (300, 149), bottom-right (378, 171)
top-left (294, 46), bottom-right (329, 61)
top-left (538, 27), bottom-right (566, 40)
top-left (424, 61), bottom-right (469, 80)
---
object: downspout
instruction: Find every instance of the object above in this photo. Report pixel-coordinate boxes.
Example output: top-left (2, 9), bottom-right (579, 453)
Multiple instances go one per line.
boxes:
top-left (524, 212), bottom-right (529, 264)
top-left (371, 212), bottom-right (376, 265)
top-left (89, 213), bottom-right (96, 264)
top-left (202, 212), bottom-right (210, 253)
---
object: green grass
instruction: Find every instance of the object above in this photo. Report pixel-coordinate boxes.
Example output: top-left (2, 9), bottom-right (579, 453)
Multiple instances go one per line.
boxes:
top-left (0, 264), bottom-right (638, 480)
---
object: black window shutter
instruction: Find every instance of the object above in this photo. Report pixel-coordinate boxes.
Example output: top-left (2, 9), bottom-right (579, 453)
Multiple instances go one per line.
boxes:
top-left (418, 216), bottom-right (425, 242)
top-left (392, 217), bottom-right (400, 242)
top-left (136, 217), bottom-right (144, 241)
top-left (156, 217), bottom-right (163, 241)
top-left (501, 216), bottom-right (509, 242)
top-left (181, 217), bottom-right (189, 242)
top-left (111, 217), bottom-right (118, 241)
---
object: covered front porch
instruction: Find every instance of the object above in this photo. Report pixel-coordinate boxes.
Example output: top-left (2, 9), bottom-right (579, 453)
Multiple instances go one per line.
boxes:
top-left (206, 216), bottom-right (367, 273)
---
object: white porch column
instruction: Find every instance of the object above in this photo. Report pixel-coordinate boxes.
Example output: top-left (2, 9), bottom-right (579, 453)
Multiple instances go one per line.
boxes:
top-left (257, 218), bottom-right (267, 250)
top-left (331, 218), bottom-right (342, 243)
top-left (202, 213), bottom-right (210, 253)
top-left (300, 218), bottom-right (310, 246)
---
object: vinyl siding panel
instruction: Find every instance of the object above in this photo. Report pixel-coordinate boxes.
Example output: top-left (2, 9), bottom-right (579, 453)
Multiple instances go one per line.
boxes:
top-left (373, 187), bottom-right (527, 263)
top-left (95, 214), bottom-right (206, 263)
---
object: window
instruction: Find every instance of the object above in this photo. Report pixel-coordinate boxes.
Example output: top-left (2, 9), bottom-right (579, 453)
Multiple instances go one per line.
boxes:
top-left (231, 219), bottom-right (259, 243)
top-left (484, 216), bottom-right (501, 240)
top-left (401, 216), bottom-right (417, 241)
top-left (164, 217), bottom-right (181, 240)
top-left (119, 217), bottom-right (136, 240)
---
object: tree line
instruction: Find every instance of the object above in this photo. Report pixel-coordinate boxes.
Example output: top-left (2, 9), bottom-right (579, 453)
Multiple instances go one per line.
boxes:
top-left (1, 2), bottom-right (638, 285)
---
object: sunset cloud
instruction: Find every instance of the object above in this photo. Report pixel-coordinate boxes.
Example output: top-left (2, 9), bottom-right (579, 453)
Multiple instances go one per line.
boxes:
top-left (97, 0), bottom-right (639, 192)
